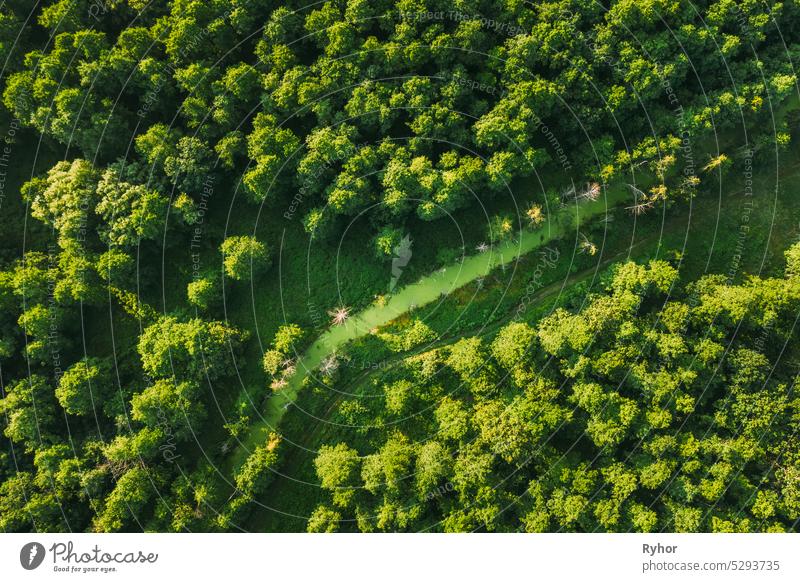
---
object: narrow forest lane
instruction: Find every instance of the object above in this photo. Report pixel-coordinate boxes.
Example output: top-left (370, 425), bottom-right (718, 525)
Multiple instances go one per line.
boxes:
top-left (224, 185), bottom-right (632, 473)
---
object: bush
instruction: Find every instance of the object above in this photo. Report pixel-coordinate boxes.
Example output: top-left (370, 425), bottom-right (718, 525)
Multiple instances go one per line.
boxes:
top-left (220, 235), bottom-right (270, 281)
top-left (187, 275), bottom-right (220, 310)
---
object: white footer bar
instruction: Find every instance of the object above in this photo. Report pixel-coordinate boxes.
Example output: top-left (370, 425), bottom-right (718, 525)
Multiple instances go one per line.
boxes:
top-left (1, 533), bottom-right (797, 581)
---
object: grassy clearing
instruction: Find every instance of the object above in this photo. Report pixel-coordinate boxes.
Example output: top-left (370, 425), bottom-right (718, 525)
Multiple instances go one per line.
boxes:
top-left (245, 141), bottom-right (800, 530)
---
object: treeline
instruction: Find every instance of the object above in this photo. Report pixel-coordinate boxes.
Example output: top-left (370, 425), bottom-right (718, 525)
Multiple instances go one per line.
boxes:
top-left (2, 1), bottom-right (798, 239)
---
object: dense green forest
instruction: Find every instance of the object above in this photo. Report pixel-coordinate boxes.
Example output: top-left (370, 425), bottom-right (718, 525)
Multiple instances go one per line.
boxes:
top-left (303, 254), bottom-right (800, 532)
top-left (0, 0), bottom-right (799, 532)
